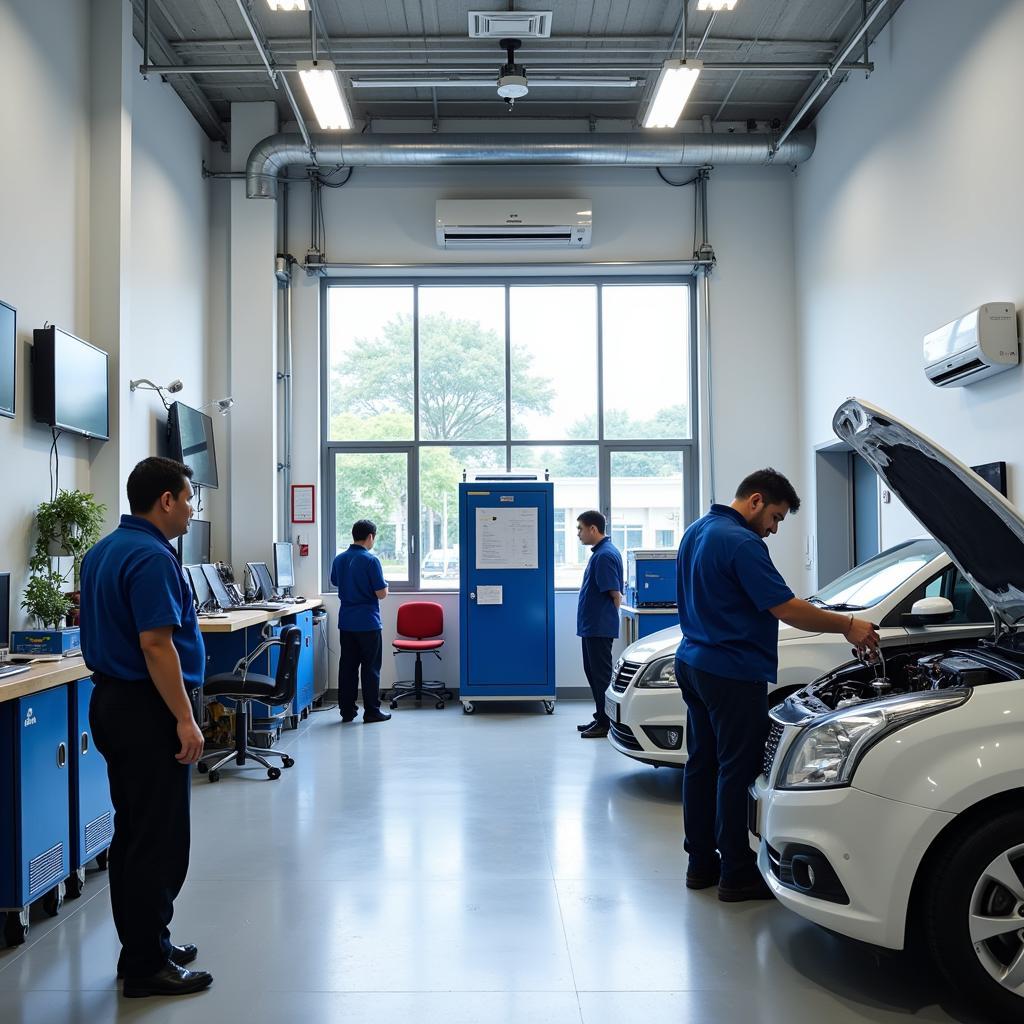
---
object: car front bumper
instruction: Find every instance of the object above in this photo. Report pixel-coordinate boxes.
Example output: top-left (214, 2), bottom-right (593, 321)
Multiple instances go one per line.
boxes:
top-left (605, 684), bottom-right (687, 768)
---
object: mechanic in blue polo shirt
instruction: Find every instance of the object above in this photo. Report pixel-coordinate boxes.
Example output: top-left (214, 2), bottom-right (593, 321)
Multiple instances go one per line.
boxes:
top-left (330, 519), bottom-right (391, 724)
top-left (79, 457), bottom-right (212, 998)
top-left (675, 468), bottom-right (879, 903)
top-left (575, 510), bottom-right (624, 739)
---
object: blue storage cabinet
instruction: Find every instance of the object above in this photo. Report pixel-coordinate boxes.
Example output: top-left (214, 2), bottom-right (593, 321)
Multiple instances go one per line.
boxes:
top-left (67, 676), bottom-right (113, 899)
top-left (276, 609), bottom-right (314, 720)
top-left (0, 684), bottom-right (71, 945)
top-left (626, 550), bottom-right (678, 607)
top-left (459, 482), bottom-right (556, 714)
top-left (621, 605), bottom-right (679, 645)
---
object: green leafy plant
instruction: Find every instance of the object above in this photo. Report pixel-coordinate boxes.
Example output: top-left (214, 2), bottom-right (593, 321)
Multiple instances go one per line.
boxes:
top-left (21, 572), bottom-right (74, 630)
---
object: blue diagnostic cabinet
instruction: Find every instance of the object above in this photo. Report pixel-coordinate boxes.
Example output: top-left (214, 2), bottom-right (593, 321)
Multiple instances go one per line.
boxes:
top-left (459, 481), bottom-right (555, 714)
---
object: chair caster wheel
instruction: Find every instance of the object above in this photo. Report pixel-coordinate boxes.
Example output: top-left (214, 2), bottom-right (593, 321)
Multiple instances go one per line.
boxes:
top-left (390, 701), bottom-right (398, 710)
top-left (282, 756), bottom-right (295, 768)
top-left (196, 761), bottom-right (208, 774)
top-left (208, 770), bottom-right (221, 783)
top-left (267, 767), bottom-right (282, 780)
top-left (435, 701), bottom-right (445, 709)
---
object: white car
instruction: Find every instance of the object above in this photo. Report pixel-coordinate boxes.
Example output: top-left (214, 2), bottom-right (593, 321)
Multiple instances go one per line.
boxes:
top-left (750, 398), bottom-right (1024, 1023)
top-left (606, 540), bottom-right (993, 768)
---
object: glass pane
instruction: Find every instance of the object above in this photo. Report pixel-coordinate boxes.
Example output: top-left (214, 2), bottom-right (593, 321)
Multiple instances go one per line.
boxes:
top-left (609, 450), bottom-right (685, 569)
top-left (334, 452), bottom-right (409, 582)
top-left (812, 538), bottom-right (940, 609)
top-left (418, 287), bottom-right (507, 441)
top-left (510, 286), bottom-right (597, 440)
top-left (419, 446), bottom-right (505, 589)
top-left (327, 287), bottom-right (414, 441)
top-left (512, 445), bottom-right (598, 589)
top-left (602, 284), bottom-right (691, 439)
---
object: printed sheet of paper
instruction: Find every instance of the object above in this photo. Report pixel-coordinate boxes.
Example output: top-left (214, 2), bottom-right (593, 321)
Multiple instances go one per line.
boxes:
top-left (476, 585), bottom-right (503, 605)
top-left (475, 507), bottom-right (539, 570)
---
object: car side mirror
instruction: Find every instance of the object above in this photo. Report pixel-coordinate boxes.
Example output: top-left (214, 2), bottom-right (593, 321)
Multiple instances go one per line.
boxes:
top-left (902, 596), bottom-right (955, 626)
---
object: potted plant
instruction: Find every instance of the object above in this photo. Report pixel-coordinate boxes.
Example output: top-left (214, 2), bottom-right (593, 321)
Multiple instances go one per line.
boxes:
top-left (20, 571), bottom-right (74, 630)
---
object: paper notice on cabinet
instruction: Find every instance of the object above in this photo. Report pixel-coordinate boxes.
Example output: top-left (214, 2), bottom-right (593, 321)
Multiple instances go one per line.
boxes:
top-left (475, 507), bottom-right (539, 569)
top-left (476, 585), bottom-right (503, 605)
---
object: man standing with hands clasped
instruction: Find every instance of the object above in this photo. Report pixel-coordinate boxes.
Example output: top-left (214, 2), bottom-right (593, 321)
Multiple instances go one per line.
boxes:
top-left (676, 469), bottom-right (880, 902)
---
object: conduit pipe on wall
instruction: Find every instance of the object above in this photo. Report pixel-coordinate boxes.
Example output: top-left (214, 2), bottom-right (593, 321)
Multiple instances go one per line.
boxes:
top-left (245, 131), bottom-right (815, 199)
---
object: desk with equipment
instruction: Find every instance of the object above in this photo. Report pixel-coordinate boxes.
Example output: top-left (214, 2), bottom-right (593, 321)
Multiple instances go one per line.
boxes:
top-left (621, 549), bottom-right (679, 645)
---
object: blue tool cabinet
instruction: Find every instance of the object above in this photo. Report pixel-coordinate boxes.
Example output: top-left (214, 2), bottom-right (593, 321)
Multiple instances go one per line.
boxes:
top-left (458, 481), bottom-right (556, 714)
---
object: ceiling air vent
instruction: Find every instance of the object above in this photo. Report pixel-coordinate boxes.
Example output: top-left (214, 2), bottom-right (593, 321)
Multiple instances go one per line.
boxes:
top-left (468, 11), bottom-right (553, 38)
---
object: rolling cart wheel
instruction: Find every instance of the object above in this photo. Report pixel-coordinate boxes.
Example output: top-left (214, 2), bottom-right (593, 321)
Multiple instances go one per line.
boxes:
top-left (66, 868), bottom-right (86, 900)
top-left (196, 761), bottom-right (209, 774)
top-left (390, 701), bottom-right (398, 710)
top-left (42, 882), bottom-right (64, 917)
top-left (95, 849), bottom-right (109, 871)
top-left (543, 701), bottom-right (555, 715)
top-left (282, 756), bottom-right (295, 768)
top-left (286, 715), bottom-right (299, 730)
top-left (208, 770), bottom-right (221, 783)
top-left (3, 910), bottom-right (29, 947)
top-left (462, 702), bottom-right (475, 715)
top-left (267, 767), bottom-right (282, 780)
top-left (435, 701), bottom-right (445, 710)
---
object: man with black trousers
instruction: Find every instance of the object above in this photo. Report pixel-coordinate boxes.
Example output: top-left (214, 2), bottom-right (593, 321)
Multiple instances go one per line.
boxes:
top-left (676, 468), bottom-right (879, 902)
top-left (330, 519), bottom-right (391, 724)
top-left (79, 457), bottom-right (212, 997)
top-left (575, 510), bottom-right (624, 739)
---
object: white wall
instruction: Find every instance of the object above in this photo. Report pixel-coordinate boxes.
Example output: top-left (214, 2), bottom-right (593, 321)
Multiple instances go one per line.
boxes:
top-left (795, 0), bottom-right (1024, 592)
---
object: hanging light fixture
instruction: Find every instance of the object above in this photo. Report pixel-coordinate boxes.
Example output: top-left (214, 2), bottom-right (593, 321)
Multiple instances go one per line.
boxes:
top-left (266, 0), bottom-right (309, 10)
top-left (642, 59), bottom-right (702, 129)
top-left (297, 59), bottom-right (353, 130)
top-left (697, 1), bottom-right (738, 10)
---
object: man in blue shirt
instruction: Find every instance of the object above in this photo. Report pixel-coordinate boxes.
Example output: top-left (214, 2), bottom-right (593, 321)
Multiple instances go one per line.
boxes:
top-left (575, 510), bottom-right (624, 739)
top-left (330, 519), bottom-right (390, 724)
top-left (676, 468), bottom-right (878, 902)
top-left (79, 457), bottom-right (212, 998)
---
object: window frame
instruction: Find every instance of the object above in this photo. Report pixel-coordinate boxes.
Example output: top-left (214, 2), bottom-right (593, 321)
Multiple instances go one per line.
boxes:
top-left (321, 274), bottom-right (699, 593)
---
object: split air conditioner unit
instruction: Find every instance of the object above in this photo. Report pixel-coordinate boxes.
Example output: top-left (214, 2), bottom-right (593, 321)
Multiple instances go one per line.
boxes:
top-left (924, 303), bottom-right (1019, 387)
top-left (435, 199), bottom-right (592, 249)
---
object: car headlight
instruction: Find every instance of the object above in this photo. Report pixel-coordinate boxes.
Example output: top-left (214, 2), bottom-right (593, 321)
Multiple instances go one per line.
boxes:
top-left (776, 689), bottom-right (969, 789)
top-left (634, 656), bottom-right (677, 689)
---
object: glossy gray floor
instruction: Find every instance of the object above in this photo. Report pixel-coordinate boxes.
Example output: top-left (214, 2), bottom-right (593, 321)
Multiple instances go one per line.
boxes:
top-left (0, 702), bottom-right (985, 1023)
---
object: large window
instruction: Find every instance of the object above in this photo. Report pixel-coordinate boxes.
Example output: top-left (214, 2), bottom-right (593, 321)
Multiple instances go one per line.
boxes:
top-left (323, 278), bottom-right (696, 591)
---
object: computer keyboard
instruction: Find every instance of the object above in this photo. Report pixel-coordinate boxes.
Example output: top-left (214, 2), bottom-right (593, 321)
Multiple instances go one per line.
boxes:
top-left (0, 664), bottom-right (30, 680)
top-left (236, 603), bottom-right (289, 611)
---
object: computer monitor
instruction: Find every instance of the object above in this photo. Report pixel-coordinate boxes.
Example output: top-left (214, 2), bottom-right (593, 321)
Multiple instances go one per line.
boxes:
top-left (273, 542), bottom-right (295, 592)
top-left (0, 572), bottom-right (10, 649)
top-left (199, 563), bottom-right (236, 610)
top-left (247, 561), bottom-right (277, 601)
top-left (185, 564), bottom-right (215, 611)
top-left (178, 519), bottom-right (211, 566)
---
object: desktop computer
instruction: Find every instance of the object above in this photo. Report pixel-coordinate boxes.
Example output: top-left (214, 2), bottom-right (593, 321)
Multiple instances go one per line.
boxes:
top-left (273, 542), bottom-right (294, 597)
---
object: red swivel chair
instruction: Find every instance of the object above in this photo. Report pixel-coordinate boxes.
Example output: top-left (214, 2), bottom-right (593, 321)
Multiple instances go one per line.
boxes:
top-left (388, 602), bottom-right (453, 710)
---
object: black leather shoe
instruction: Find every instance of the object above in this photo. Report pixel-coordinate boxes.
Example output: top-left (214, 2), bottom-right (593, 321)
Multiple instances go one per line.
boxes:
top-left (577, 720), bottom-right (597, 732)
top-left (340, 711), bottom-right (359, 722)
top-left (685, 868), bottom-right (721, 890)
top-left (117, 943), bottom-right (198, 978)
top-left (363, 708), bottom-right (391, 724)
top-left (122, 960), bottom-right (213, 998)
top-left (580, 722), bottom-right (609, 738)
top-left (718, 875), bottom-right (776, 903)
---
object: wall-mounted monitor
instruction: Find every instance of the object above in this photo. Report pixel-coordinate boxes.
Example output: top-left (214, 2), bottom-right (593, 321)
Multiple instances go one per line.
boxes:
top-left (177, 519), bottom-right (211, 566)
top-left (0, 301), bottom-right (15, 420)
top-left (971, 461), bottom-right (1008, 497)
top-left (32, 325), bottom-right (109, 440)
top-left (167, 401), bottom-right (219, 489)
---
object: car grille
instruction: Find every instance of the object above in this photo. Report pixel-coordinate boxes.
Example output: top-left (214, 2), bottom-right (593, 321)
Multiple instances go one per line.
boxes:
top-left (611, 660), bottom-right (641, 693)
top-left (763, 721), bottom-right (785, 778)
top-left (610, 722), bottom-right (643, 751)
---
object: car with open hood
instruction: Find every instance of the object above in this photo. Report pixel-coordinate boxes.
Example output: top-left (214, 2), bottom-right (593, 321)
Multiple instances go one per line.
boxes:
top-left (750, 398), bottom-right (1024, 1023)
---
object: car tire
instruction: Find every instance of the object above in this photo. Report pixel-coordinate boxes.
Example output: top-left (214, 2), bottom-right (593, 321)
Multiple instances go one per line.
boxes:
top-left (924, 811), bottom-right (1024, 1023)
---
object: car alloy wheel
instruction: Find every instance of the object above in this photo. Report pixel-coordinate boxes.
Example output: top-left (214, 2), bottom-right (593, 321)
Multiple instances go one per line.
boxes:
top-left (968, 841), bottom-right (1024, 996)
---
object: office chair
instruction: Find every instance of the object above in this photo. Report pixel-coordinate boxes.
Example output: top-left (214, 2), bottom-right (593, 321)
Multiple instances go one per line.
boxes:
top-left (387, 602), bottom-right (453, 711)
top-left (198, 625), bottom-right (301, 782)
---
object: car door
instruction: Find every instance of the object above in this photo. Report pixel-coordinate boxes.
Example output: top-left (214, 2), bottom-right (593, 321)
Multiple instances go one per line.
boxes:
top-left (887, 562), bottom-right (994, 643)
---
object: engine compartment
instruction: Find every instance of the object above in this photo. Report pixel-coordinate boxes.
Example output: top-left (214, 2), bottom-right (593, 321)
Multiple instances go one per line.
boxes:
top-left (799, 639), bottom-right (1022, 713)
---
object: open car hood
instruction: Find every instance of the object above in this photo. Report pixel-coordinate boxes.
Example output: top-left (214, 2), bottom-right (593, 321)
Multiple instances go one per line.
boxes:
top-left (832, 399), bottom-right (1024, 630)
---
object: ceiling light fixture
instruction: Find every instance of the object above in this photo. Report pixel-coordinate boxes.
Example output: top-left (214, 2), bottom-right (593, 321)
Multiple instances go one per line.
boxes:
top-left (129, 377), bottom-right (183, 411)
top-left (297, 59), bottom-right (353, 130)
top-left (201, 397), bottom-right (235, 416)
top-left (642, 59), bottom-right (703, 129)
top-left (697, 0), bottom-right (738, 10)
top-left (266, 0), bottom-right (309, 10)
top-left (496, 38), bottom-right (529, 109)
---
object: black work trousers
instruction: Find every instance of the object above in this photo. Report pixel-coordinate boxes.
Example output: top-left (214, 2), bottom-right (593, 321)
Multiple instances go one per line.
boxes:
top-left (89, 676), bottom-right (191, 979)
top-left (338, 629), bottom-right (383, 715)
top-left (675, 659), bottom-right (768, 885)
top-left (581, 636), bottom-right (615, 726)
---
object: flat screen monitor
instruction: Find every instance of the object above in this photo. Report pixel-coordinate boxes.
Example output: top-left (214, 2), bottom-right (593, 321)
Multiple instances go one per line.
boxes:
top-left (32, 326), bottom-right (109, 439)
top-left (167, 401), bottom-right (219, 489)
top-left (972, 461), bottom-right (1008, 497)
top-left (199, 563), bottom-right (235, 610)
top-left (0, 301), bottom-right (15, 420)
top-left (247, 561), bottom-right (277, 600)
top-left (273, 542), bottom-right (294, 590)
top-left (185, 564), bottom-right (215, 611)
top-left (178, 519), bottom-right (211, 565)
top-left (0, 571), bottom-right (10, 649)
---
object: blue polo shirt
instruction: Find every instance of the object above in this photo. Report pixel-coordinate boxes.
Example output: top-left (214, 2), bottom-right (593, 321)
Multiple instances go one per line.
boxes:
top-left (79, 515), bottom-right (206, 687)
top-left (577, 536), bottom-right (624, 638)
top-left (330, 545), bottom-right (387, 632)
top-left (676, 504), bottom-right (794, 683)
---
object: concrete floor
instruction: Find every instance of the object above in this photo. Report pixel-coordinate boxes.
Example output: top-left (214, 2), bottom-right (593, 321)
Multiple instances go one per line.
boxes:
top-left (0, 701), bottom-right (985, 1023)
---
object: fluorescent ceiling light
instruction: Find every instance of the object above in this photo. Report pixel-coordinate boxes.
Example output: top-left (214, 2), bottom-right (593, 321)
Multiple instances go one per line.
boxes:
top-left (697, 0), bottom-right (738, 10)
top-left (267, 0), bottom-right (309, 10)
top-left (297, 59), bottom-right (353, 131)
top-left (642, 60), bottom-right (702, 129)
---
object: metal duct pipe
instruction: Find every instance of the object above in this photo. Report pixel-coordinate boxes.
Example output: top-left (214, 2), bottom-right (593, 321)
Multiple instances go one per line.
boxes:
top-left (246, 130), bottom-right (815, 199)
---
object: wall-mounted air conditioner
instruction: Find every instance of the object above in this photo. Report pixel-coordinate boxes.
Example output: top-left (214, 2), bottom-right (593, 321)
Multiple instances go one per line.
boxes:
top-left (435, 199), bottom-right (592, 249)
top-left (924, 303), bottom-right (1019, 387)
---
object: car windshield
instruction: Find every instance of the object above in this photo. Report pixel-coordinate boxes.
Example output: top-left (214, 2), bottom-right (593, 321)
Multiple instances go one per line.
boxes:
top-left (809, 538), bottom-right (942, 610)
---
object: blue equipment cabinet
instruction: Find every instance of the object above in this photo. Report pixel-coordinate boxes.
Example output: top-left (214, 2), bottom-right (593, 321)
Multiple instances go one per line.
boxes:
top-left (459, 481), bottom-right (556, 714)
top-left (67, 676), bottom-right (113, 899)
top-left (626, 549), bottom-right (677, 607)
top-left (278, 609), bottom-right (314, 720)
top-left (0, 684), bottom-right (71, 946)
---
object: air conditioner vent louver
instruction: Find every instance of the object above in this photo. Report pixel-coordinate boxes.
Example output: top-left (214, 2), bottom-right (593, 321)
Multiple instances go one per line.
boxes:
top-left (436, 199), bottom-right (592, 250)
top-left (468, 11), bottom-right (553, 38)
